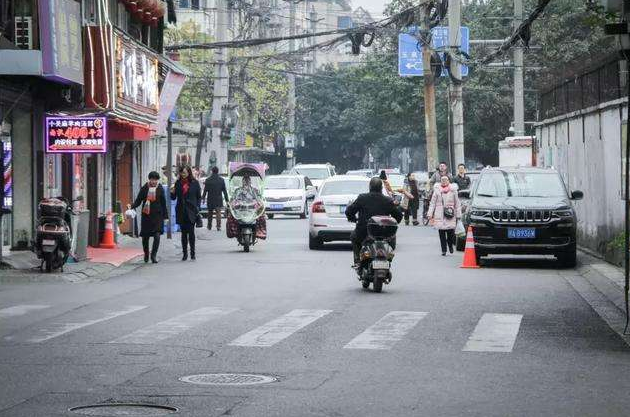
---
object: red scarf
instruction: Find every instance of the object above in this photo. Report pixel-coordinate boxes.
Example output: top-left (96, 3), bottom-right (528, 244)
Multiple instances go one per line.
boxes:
top-left (181, 178), bottom-right (190, 195)
top-left (441, 184), bottom-right (451, 193)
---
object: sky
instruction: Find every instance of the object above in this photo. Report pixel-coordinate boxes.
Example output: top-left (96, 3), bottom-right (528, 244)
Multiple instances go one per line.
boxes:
top-left (353, 0), bottom-right (390, 18)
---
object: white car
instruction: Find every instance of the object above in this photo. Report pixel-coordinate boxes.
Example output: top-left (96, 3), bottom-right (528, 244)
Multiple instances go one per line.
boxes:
top-left (264, 175), bottom-right (316, 219)
top-left (290, 163), bottom-right (336, 190)
top-left (308, 175), bottom-right (371, 249)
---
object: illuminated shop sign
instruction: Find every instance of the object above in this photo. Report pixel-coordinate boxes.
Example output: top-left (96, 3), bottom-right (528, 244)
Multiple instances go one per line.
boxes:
top-left (45, 116), bottom-right (107, 153)
top-left (116, 35), bottom-right (159, 113)
top-left (1, 141), bottom-right (12, 212)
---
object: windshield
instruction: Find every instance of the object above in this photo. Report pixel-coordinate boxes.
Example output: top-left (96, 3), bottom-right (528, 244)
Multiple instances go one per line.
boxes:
top-left (293, 167), bottom-right (330, 180)
top-left (266, 177), bottom-right (301, 190)
top-left (320, 180), bottom-right (368, 196)
top-left (476, 171), bottom-right (567, 198)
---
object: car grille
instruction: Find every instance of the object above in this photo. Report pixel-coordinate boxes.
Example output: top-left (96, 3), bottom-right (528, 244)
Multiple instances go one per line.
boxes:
top-left (266, 197), bottom-right (291, 202)
top-left (491, 209), bottom-right (552, 223)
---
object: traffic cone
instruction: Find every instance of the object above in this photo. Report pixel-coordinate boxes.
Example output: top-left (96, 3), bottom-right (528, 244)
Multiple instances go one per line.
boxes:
top-left (460, 226), bottom-right (480, 269)
top-left (100, 211), bottom-right (117, 249)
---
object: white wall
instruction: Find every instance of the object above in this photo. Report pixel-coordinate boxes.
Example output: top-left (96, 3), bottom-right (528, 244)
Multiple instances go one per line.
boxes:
top-left (536, 99), bottom-right (627, 255)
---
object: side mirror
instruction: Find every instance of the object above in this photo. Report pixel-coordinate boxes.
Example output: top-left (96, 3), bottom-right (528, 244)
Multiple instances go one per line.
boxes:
top-left (571, 190), bottom-right (584, 200)
top-left (306, 185), bottom-right (316, 199)
top-left (458, 190), bottom-right (470, 199)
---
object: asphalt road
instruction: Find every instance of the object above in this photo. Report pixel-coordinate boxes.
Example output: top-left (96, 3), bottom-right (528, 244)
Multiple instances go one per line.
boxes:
top-left (1, 218), bottom-right (629, 417)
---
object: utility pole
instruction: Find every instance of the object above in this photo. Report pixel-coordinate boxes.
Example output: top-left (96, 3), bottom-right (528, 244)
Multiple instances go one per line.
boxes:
top-left (420, 4), bottom-right (438, 172)
top-left (309, 5), bottom-right (317, 73)
top-left (448, 0), bottom-right (465, 167)
top-left (286, 0), bottom-right (297, 170)
top-left (166, 120), bottom-right (173, 240)
top-left (210, 0), bottom-right (230, 173)
top-left (513, 0), bottom-right (525, 136)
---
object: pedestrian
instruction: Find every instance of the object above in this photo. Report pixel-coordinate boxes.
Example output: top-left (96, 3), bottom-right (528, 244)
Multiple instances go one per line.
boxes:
top-left (131, 171), bottom-right (168, 264)
top-left (429, 162), bottom-right (453, 189)
top-left (379, 170), bottom-right (394, 197)
top-left (202, 166), bottom-right (229, 231)
top-left (403, 173), bottom-right (420, 226)
top-left (453, 163), bottom-right (471, 191)
top-left (428, 175), bottom-right (461, 256)
top-left (171, 165), bottom-right (202, 261)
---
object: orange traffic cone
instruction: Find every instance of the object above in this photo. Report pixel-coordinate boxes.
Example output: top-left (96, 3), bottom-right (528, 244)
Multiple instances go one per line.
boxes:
top-left (100, 211), bottom-right (117, 249)
top-left (460, 226), bottom-right (480, 268)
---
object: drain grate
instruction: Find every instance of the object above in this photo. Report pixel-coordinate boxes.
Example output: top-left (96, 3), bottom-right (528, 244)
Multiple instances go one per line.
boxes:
top-left (179, 373), bottom-right (277, 386)
top-left (69, 403), bottom-right (177, 416)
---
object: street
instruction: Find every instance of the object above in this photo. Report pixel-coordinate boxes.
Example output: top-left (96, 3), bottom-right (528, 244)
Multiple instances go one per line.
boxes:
top-left (2, 218), bottom-right (629, 417)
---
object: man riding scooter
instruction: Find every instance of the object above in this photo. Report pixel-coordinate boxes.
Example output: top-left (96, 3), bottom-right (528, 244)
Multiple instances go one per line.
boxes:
top-left (345, 178), bottom-right (403, 267)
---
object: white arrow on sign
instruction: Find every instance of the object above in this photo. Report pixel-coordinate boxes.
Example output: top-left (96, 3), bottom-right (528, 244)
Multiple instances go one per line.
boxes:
top-left (405, 62), bottom-right (423, 70)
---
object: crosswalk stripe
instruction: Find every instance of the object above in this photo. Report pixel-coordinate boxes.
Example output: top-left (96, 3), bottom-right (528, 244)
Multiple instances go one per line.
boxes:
top-left (229, 309), bottom-right (332, 347)
top-left (110, 307), bottom-right (237, 344)
top-left (0, 305), bottom-right (50, 318)
top-left (26, 306), bottom-right (148, 343)
top-left (463, 313), bottom-right (523, 353)
top-left (344, 311), bottom-right (429, 350)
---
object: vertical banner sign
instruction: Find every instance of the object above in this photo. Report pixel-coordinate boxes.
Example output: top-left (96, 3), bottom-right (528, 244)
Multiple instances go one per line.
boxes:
top-left (1, 141), bottom-right (12, 213)
top-left (155, 71), bottom-right (186, 136)
top-left (45, 116), bottom-right (108, 153)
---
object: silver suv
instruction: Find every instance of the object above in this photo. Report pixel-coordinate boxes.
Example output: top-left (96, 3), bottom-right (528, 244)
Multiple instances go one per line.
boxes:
top-left (290, 163), bottom-right (336, 190)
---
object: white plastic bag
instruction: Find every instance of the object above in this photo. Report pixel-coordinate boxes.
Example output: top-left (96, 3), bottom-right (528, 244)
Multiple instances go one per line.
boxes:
top-left (455, 219), bottom-right (465, 237)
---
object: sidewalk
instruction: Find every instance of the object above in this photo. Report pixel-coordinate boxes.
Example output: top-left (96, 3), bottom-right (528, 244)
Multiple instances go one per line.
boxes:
top-left (0, 235), bottom-right (147, 283)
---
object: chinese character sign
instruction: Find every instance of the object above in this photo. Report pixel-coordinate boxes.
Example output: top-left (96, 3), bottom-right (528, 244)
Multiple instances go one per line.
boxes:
top-left (1, 141), bottom-right (12, 212)
top-left (45, 116), bottom-right (107, 153)
top-left (116, 35), bottom-right (159, 113)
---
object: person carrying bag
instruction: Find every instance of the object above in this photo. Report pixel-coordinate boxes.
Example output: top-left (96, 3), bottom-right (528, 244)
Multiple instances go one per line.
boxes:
top-left (428, 175), bottom-right (461, 256)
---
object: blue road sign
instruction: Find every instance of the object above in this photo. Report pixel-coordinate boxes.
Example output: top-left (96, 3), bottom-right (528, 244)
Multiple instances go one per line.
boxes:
top-left (398, 26), bottom-right (470, 77)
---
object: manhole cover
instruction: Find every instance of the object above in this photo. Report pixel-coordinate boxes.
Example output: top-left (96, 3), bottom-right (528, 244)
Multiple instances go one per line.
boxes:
top-left (179, 373), bottom-right (277, 386)
top-left (69, 403), bottom-right (177, 416)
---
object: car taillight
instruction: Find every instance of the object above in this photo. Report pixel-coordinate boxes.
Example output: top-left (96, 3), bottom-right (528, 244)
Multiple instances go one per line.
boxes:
top-left (311, 201), bottom-right (325, 213)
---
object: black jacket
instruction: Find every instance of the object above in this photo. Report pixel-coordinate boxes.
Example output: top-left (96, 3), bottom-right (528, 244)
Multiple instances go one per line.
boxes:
top-left (453, 174), bottom-right (471, 190)
top-left (131, 183), bottom-right (168, 236)
top-left (345, 191), bottom-right (403, 242)
top-left (202, 174), bottom-right (229, 209)
top-left (170, 178), bottom-right (201, 226)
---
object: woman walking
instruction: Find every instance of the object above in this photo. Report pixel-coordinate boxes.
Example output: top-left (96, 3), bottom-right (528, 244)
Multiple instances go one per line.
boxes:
top-left (171, 165), bottom-right (202, 260)
top-left (131, 171), bottom-right (168, 263)
top-left (403, 173), bottom-right (420, 226)
top-left (428, 175), bottom-right (461, 256)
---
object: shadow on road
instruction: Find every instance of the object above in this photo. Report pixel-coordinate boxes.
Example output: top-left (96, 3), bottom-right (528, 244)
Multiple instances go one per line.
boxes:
top-left (480, 256), bottom-right (573, 270)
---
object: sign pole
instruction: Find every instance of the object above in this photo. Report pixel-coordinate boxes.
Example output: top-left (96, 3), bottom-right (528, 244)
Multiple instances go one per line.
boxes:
top-left (166, 120), bottom-right (173, 240)
top-left (449, 0), bottom-right (465, 167)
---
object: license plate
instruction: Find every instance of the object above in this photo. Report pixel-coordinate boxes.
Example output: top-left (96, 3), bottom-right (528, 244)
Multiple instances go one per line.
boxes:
top-left (339, 205), bottom-right (346, 213)
top-left (42, 239), bottom-right (56, 246)
top-left (270, 204), bottom-right (283, 210)
top-left (508, 228), bottom-right (536, 239)
top-left (372, 260), bottom-right (389, 270)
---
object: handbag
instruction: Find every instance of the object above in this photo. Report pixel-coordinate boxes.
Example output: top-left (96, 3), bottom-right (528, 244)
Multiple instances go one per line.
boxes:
top-left (195, 213), bottom-right (203, 228)
top-left (441, 193), bottom-right (455, 219)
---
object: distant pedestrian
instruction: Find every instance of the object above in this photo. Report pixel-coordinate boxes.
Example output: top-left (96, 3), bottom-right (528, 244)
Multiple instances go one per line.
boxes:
top-left (429, 162), bottom-right (453, 189)
top-left (403, 173), bottom-right (420, 226)
top-left (379, 170), bottom-right (394, 197)
top-left (428, 175), bottom-right (461, 256)
top-left (453, 163), bottom-right (471, 191)
top-left (202, 166), bottom-right (229, 231)
top-left (171, 165), bottom-right (202, 261)
top-left (131, 171), bottom-right (168, 263)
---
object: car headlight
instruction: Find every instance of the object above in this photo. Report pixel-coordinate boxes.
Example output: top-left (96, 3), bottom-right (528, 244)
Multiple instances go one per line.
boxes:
top-left (553, 210), bottom-right (573, 218)
top-left (470, 209), bottom-right (490, 217)
top-left (289, 195), bottom-right (302, 201)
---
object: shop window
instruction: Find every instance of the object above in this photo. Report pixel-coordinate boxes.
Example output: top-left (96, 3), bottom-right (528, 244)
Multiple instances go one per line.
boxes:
top-left (179, 0), bottom-right (190, 8)
top-left (117, 1), bottom-right (128, 31)
top-left (191, 0), bottom-right (199, 9)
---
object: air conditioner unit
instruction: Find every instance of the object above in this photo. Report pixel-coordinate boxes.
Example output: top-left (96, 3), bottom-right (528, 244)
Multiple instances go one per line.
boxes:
top-left (14, 17), bottom-right (33, 49)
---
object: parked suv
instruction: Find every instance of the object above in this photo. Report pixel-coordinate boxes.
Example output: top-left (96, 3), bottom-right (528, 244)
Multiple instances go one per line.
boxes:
top-left (290, 163), bottom-right (336, 190)
top-left (460, 167), bottom-right (583, 267)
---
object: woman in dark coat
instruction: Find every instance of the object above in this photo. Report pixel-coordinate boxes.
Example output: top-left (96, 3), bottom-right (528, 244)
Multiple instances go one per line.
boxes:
top-left (131, 171), bottom-right (168, 263)
top-left (171, 165), bottom-right (202, 260)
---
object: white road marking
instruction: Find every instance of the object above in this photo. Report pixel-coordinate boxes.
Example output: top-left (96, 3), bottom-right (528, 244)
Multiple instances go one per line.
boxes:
top-left (26, 306), bottom-right (147, 343)
top-left (229, 309), bottom-right (332, 347)
top-left (463, 313), bottom-right (523, 353)
top-left (344, 311), bottom-right (429, 350)
top-left (0, 305), bottom-right (50, 318)
top-left (110, 307), bottom-right (237, 344)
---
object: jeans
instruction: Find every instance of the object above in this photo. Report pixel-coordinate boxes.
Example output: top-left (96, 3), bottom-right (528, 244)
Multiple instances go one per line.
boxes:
top-left (438, 229), bottom-right (455, 253)
top-left (142, 232), bottom-right (161, 258)
top-left (208, 208), bottom-right (222, 230)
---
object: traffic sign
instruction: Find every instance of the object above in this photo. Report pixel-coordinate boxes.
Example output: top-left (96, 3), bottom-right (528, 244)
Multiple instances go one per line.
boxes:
top-left (398, 26), bottom-right (470, 77)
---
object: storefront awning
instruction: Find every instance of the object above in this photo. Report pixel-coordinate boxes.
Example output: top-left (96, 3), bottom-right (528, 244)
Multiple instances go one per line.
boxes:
top-left (108, 117), bottom-right (153, 141)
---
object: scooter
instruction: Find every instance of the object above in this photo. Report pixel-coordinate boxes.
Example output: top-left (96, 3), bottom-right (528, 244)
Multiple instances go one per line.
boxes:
top-left (233, 201), bottom-right (258, 252)
top-left (33, 197), bottom-right (76, 272)
top-left (356, 216), bottom-right (398, 293)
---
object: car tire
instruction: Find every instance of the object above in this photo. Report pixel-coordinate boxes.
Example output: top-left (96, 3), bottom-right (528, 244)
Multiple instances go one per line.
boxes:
top-left (309, 235), bottom-right (323, 250)
top-left (557, 246), bottom-right (577, 268)
top-left (475, 250), bottom-right (483, 266)
top-left (455, 235), bottom-right (465, 252)
top-left (267, 214), bottom-right (274, 219)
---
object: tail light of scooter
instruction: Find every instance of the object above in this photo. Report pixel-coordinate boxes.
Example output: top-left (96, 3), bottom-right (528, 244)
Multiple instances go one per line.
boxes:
top-left (311, 201), bottom-right (325, 213)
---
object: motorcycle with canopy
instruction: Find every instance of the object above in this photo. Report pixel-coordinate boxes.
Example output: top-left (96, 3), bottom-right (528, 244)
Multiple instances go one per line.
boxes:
top-left (226, 162), bottom-right (267, 252)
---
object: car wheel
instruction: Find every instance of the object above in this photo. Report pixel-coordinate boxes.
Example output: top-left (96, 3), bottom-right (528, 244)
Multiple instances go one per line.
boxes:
top-left (309, 235), bottom-right (323, 250)
top-left (455, 235), bottom-right (465, 252)
top-left (475, 251), bottom-right (483, 266)
top-left (267, 214), bottom-right (274, 219)
top-left (557, 247), bottom-right (577, 268)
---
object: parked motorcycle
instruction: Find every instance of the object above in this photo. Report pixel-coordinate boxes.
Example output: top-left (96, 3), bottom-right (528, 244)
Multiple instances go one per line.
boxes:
top-left (226, 162), bottom-right (267, 252)
top-left (34, 197), bottom-right (77, 272)
top-left (356, 216), bottom-right (398, 293)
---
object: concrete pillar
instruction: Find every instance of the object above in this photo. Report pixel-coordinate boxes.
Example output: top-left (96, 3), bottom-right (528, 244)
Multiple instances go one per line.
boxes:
top-left (11, 109), bottom-right (33, 248)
